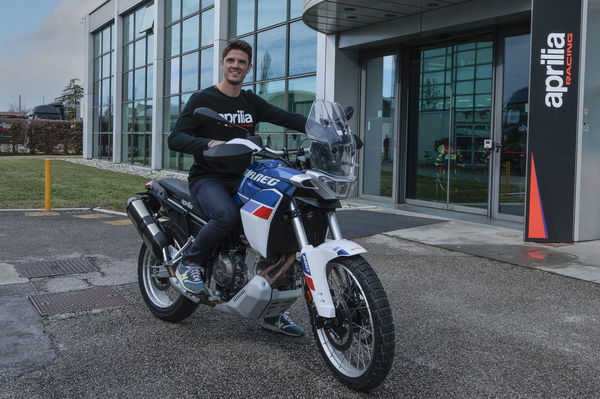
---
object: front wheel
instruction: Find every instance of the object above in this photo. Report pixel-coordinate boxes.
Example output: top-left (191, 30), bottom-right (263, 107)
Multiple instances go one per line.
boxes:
top-left (307, 255), bottom-right (395, 391)
top-left (137, 242), bottom-right (199, 322)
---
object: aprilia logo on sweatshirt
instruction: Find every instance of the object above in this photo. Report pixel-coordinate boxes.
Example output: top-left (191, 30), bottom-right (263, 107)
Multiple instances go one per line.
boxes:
top-left (540, 32), bottom-right (574, 108)
top-left (219, 110), bottom-right (254, 124)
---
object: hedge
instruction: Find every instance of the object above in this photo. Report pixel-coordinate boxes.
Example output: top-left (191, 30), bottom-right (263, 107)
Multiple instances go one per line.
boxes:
top-left (0, 118), bottom-right (82, 155)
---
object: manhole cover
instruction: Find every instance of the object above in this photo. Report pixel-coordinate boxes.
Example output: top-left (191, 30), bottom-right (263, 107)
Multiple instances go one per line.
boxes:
top-left (30, 286), bottom-right (129, 316)
top-left (16, 258), bottom-right (97, 278)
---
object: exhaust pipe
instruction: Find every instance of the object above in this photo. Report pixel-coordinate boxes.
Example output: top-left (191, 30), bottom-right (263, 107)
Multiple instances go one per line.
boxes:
top-left (127, 198), bottom-right (170, 260)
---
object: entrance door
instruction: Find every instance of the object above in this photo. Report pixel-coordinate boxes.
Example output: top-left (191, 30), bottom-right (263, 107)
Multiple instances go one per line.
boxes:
top-left (492, 33), bottom-right (530, 218)
top-left (406, 38), bottom-right (494, 212)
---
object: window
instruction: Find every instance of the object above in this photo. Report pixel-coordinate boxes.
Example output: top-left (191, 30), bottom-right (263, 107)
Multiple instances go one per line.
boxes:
top-left (228, 0), bottom-right (317, 151)
top-left (122, 2), bottom-right (154, 166)
top-left (92, 24), bottom-right (114, 159)
top-left (163, 0), bottom-right (214, 170)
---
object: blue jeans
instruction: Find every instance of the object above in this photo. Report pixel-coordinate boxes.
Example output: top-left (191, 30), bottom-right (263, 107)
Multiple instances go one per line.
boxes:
top-left (183, 177), bottom-right (241, 264)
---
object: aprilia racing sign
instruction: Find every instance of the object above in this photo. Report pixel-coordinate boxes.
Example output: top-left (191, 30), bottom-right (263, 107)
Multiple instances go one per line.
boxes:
top-left (541, 32), bottom-right (574, 108)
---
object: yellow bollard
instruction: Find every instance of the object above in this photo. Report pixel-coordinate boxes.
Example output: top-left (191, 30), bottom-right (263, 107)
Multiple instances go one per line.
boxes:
top-left (44, 159), bottom-right (52, 212)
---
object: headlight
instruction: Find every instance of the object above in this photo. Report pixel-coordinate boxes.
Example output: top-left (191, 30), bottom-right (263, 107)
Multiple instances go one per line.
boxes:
top-left (317, 175), bottom-right (356, 199)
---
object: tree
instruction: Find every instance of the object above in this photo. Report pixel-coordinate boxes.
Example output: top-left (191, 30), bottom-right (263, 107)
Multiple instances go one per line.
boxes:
top-left (55, 78), bottom-right (84, 120)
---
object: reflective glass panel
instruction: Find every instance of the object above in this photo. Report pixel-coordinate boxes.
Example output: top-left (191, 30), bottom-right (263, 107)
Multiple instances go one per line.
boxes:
top-left (182, 0), bottom-right (199, 17)
top-left (123, 44), bottom-right (133, 71)
top-left (181, 51), bottom-right (199, 92)
top-left (122, 102), bottom-right (133, 132)
top-left (145, 100), bottom-right (153, 132)
top-left (134, 68), bottom-right (146, 100)
top-left (200, 47), bottom-right (213, 89)
top-left (256, 26), bottom-right (286, 80)
top-left (134, 101), bottom-right (145, 131)
top-left (230, 0), bottom-right (254, 37)
top-left (123, 14), bottom-right (133, 43)
top-left (135, 38), bottom-right (146, 68)
top-left (289, 21), bottom-right (317, 75)
top-left (102, 54), bottom-right (111, 78)
top-left (256, 79), bottom-right (285, 133)
top-left (165, 57), bottom-right (180, 96)
top-left (182, 14), bottom-right (199, 53)
top-left (165, 0), bottom-right (180, 24)
top-left (163, 135), bottom-right (178, 169)
top-left (201, 0), bottom-right (214, 8)
top-left (146, 66), bottom-right (154, 99)
top-left (288, 75), bottom-right (315, 116)
top-left (363, 55), bottom-right (397, 197)
top-left (499, 34), bottom-right (530, 216)
top-left (94, 32), bottom-right (101, 57)
top-left (257, 0), bottom-right (286, 29)
top-left (101, 78), bottom-right (111, 105)
top-left (135, 7), bottom-right (145, 39)
top-left (290, 0), bottom-right (303, 18)
top-left (165, 23), bottom-right (180, 57)
top-left (102, 26), bottom-right (111, 53)
top-left (123, 71), bottom-right (133, 101)
top-left (147, 34), bottom-right (154, 64)
top-left (201, 8), bottom-right (213, 47)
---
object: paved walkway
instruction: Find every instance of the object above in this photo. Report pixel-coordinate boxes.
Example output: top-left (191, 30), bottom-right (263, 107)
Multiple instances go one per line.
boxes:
top-left (341, 200), bottom-right (600, 285)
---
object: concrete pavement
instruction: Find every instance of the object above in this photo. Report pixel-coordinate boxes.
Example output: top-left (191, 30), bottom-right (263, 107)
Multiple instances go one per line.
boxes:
top-left (341, 200), bottom-right (600, 285)
top-left (2, 206), bottom-right (600, 397)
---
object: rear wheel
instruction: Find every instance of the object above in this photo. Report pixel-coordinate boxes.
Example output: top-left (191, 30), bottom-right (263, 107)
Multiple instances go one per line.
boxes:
top-left (308, 255), bottom-right (394, 391)
top-left (137, 242), bottom-right (198, 322)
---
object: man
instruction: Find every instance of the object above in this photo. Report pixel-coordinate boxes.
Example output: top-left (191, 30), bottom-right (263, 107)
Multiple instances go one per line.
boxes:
top-left (168, 39), bottom-right (306, 337)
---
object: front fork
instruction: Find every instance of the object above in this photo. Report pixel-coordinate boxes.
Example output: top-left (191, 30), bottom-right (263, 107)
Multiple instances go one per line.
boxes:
top-left (289, 199), bottom-right (366, 318)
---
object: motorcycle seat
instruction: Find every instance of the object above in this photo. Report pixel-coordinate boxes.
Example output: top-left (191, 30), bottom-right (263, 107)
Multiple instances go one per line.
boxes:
top-left (157, 178), bottom-right (209, 220)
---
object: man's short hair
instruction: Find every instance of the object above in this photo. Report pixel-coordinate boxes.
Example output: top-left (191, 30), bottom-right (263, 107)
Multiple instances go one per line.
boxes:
top-left (221, 39), bottom-right (253, 63)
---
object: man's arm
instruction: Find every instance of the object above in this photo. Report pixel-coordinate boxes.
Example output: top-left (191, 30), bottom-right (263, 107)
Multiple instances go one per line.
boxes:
top-left (168, 93), bottom-right (212, 154)
top-left (254, 94), bottom-right (307, 133)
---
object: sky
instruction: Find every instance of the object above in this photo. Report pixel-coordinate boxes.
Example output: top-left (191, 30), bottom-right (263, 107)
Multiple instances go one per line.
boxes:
top-left (0, 0), bottom-right (99, 111)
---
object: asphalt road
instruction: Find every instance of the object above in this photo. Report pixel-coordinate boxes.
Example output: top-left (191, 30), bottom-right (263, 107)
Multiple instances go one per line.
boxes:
top-left (1, 210), bottom-right (600, 398)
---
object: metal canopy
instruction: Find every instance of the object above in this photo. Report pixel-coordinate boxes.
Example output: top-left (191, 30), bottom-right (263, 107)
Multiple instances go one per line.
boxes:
top-left (302, 0), bottom-right (472, 34)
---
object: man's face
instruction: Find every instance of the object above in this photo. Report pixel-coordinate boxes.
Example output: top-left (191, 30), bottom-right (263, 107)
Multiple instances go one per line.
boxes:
top-left (220, 49), bottom-right (251, 85)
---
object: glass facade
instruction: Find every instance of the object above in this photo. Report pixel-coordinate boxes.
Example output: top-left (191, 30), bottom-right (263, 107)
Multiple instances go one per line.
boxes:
top-left (407, 39), bottom-right (493, 209)
top-left (92, 24), bottom-right (114, 159)
top-left (163, 0), bottom-right (214, 171)
top-left (229, 0), bottom-right (317, 151)
top-left (122, 2), bottom-right (155, 166)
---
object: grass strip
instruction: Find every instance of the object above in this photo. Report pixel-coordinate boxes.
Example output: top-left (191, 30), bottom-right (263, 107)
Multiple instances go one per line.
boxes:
top-left (0, 159), bottom-right (151, 212)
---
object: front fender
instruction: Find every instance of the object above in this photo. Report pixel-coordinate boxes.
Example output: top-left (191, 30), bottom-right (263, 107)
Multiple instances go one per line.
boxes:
top-left (300, 239), bottom-right (366, 318)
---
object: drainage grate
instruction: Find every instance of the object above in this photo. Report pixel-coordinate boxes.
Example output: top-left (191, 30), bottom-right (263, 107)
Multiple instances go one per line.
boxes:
top-left (16, 258), bottom-right (98, 278)
top-left (30, 286), bottom-right (129, 316)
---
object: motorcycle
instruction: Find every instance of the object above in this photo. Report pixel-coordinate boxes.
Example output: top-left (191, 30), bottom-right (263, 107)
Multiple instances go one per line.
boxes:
top-left (126, 100), bottom-right (395, 391)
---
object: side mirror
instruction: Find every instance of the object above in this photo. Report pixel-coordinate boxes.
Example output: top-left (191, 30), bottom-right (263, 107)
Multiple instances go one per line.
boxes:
top-left (344, 106), bottom-right (354, 121)
top-left (194, 107), bottom-right (227, 123)
top-left (353, 134), bottom-right (363, 150)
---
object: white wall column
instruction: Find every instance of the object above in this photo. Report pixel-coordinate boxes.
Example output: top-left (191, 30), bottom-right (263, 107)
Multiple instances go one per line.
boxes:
top-left (83, 15), bottom-right (94, 159)
top-left (151, 0), bottom-right (165, 169)
top-left (213, 0), bottom-right (229, 84)
top-left (113, 3), bottom-right (123, 163)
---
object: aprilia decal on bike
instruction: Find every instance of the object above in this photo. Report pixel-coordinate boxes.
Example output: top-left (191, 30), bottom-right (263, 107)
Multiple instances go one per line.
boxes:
top-left (541, 32), bottom-right (574, 108)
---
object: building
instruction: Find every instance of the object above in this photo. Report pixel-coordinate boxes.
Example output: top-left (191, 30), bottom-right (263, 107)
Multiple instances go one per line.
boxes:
top-left (83, 0), bottom-right (315, 169)
top-left (83, 0), bottom-right (600, 243)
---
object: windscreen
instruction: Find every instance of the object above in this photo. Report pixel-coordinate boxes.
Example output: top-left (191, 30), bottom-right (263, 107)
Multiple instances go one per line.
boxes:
top-left (305, 100), bottom-right (356, 177)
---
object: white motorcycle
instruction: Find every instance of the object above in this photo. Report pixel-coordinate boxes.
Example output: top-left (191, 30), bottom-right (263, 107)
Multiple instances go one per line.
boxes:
top-left (126, 100), bottom-right (395, 391)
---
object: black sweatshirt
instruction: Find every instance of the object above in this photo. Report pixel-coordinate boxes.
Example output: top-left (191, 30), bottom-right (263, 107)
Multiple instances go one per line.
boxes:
top-left (168, 85), bottom-right (307, 181)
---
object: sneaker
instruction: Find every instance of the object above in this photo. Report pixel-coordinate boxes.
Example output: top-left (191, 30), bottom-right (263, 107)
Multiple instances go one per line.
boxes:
top-left (175, 261), bottom-right (207, 295)
top-left (260, 312), bottom-right (305, 337)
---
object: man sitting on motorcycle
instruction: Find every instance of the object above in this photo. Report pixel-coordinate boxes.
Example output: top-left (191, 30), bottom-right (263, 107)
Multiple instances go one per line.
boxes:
top-left (168, 39), bottom-right (307, 337)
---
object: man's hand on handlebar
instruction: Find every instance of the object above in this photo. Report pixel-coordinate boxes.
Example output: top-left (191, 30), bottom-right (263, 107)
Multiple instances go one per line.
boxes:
top-left (208, 140), bottom-right (226, 148)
